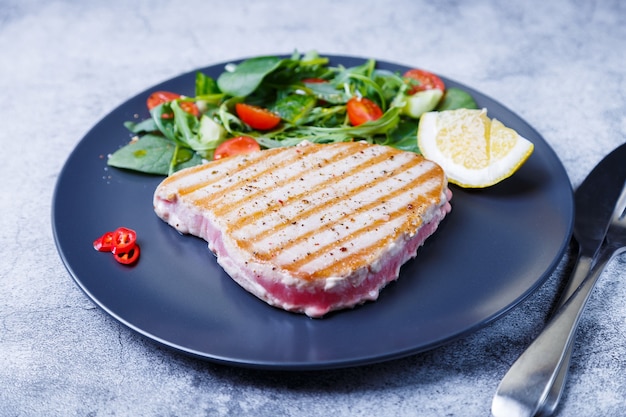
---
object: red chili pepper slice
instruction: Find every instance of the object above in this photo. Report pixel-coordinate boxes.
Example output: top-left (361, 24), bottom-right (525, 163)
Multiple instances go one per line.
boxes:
top-left (113, 244), bottom-right (140, 265)
top-left (94, 227), bottom-right (141, 266)
top-left (93, 231), bottom-right (115, 252)
top-left (111, 227), bottom-right (137, 254)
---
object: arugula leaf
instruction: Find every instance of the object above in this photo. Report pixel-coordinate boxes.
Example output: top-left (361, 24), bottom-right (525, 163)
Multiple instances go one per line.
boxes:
top-left (297, 105), bottom-right (346, 127)
top-left (373, 69), bottom-right (406, 105)
top-left (272, 106), bottom-right (402, 142)
top-left (333, 58), bottom-right (375, 87)
top-left (347, 72), bottom-right (388, 110)
top-left (217, 56), bottom-right (284, 97)
top-left (256, 135), bottom-right (350, 149)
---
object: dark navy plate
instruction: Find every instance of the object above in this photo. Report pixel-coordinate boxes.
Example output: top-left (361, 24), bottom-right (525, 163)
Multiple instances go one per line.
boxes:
top-left (52, 55), bottom-right (573, 370)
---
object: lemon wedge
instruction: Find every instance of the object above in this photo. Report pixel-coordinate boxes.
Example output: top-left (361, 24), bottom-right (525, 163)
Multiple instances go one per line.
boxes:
top-left (417, 108), bottom-right (534, 188)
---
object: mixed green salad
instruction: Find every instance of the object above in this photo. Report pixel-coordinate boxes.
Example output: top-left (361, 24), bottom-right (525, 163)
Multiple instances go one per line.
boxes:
top-left (108, 51), bottom-right (477, 176)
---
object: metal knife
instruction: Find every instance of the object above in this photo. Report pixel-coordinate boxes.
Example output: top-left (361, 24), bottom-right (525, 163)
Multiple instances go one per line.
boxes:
top-left (560, 142), bottom-right (626, 305)
top-left (492, 142), bottom-right (626, 417)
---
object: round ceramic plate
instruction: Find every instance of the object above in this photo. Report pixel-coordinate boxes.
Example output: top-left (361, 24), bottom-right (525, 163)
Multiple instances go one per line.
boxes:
top-left (52, 55), bottom-right (573, 370)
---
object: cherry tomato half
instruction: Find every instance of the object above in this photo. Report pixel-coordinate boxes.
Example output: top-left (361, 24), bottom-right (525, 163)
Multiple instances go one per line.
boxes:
top-left (111, 227), bottom-right (137, 255)
top-left (346, 97), bottom-right (383, 126)
top-left (147, 91), bottom-right (179, 110)
top-left (302, 78), bottom-right (327, 83)
top-left (93, 231), bottom-right (115, 252)
top-left (113, 244), bottom-right (140, 265)
top-left (403, 69), bottom-right (445, 95)
top-left (214, 136), bottom-right (261, 160)
top-left (146, 91), bottom-right (199, 117)
top-left (235, 103), bottom-right (281, 130)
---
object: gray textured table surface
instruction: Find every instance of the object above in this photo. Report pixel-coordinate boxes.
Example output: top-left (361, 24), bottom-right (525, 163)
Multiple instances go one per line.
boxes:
top-left (1, 0), bottom-right (625, 416)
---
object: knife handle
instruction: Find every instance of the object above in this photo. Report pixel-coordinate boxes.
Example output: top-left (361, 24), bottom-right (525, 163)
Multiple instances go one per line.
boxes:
top-left (537, 253), bottom-right (592, 416)
top-left (491, 249), bottom-right (614, 417)
top-left (555, 253), bottom-right (593, 310)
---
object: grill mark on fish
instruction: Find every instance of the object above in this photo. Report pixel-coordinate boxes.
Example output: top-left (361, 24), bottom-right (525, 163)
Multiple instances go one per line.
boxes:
top-left (305, 232), bottom-right (393, 279)
top-left (205, 144), bottom-right (366, 218)
top-left (168, 150), bottom-right (267, 195)
top-left (219, 147), bottom-right (420, 232)
top-left (237, 162), bottom-right (439, 260)
top-left (264, 191), bottom-right (440, 280)
top-left (172, 142), bottom-right (331, 198)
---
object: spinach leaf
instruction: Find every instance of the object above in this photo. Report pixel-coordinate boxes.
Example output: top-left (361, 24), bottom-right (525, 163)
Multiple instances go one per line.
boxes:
top-left (264, 52), bottom-right (330, 88)
top-left (107, 135), bottom-right (180, 175)
top-left (124, 118), bottom-right (158, 134)
top-left (195, 72), bottom-right (219, 96)
top-left (217, 56), bottom-right (284, 97)
top-left (304, 81), bottom-right (349, 104)
top-left (273, 94), bottom-right (317, 124)
top-left (150, 104), bottom-right (178, 142)
top-left (383, 119), bottom-right (419, 153)
top-left (437, 87), bottom-right (478, 111)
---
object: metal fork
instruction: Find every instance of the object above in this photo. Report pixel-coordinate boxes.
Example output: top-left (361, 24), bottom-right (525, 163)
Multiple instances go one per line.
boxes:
top-left (535, 183), bottom-right (626, 416)
top-left (492, 183), bottom-right (626, 417)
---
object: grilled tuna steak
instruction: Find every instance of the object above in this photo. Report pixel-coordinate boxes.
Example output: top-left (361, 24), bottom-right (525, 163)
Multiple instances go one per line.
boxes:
top-left (154, 141), bottom-right (451, 317)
